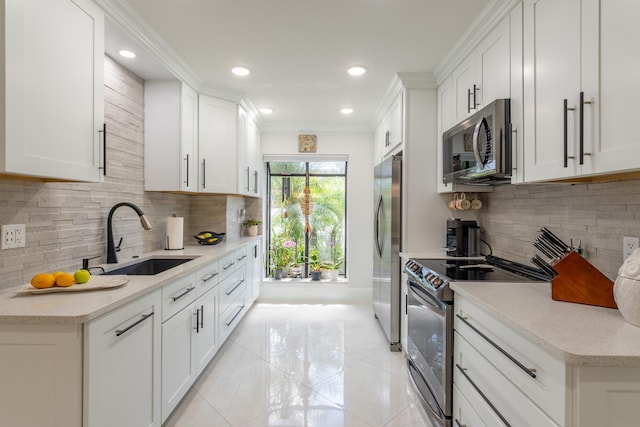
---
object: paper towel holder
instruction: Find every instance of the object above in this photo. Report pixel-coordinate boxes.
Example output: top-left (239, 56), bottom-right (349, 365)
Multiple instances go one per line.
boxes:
top-left (165, 214), bottom-right (185, 251)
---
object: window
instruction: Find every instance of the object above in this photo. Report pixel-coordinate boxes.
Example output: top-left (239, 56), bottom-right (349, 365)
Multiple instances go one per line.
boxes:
top-left (267, 161), bottom-right (347, 279)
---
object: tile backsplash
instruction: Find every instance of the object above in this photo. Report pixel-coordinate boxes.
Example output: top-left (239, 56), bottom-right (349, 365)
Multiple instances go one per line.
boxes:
top-left (476, 179), bottom-right (640, 280)
top-left (0, 56), bottom-right (257, 290)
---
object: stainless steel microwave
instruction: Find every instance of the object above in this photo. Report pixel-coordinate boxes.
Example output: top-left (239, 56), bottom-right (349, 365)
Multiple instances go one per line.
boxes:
top-left (442, 99), bottom-right (511, 185)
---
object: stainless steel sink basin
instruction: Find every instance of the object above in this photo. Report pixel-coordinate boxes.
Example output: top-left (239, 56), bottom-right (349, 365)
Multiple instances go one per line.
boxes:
top-left (104, 257), bottom-right (198, 275)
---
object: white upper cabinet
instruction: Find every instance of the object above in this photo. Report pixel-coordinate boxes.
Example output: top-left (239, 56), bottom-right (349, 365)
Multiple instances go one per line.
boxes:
top-left (523, 0), bottom-right (640, 182)
top-left (198, 95), bottom-right (238, 194)
top-left (523, 0), bottom-right (585, 181)
top-left (1, 0), bottom-right (104, 181)
top-left (145, 81), bottom-right (198, 192)
top-left (237, 106), bottom-right (261, 197)
top-left (585, 0), bottom-right (640, 175)
top-left (382, 92), bottom-right (404, 159)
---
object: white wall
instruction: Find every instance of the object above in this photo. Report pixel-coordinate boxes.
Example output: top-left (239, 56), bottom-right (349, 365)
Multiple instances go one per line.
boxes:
top-left (260, 131), bottom-right (374, 302)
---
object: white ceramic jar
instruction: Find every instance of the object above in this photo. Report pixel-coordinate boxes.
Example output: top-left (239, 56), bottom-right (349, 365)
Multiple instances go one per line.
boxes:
top-left (614, 248), bottom-right (640, 327)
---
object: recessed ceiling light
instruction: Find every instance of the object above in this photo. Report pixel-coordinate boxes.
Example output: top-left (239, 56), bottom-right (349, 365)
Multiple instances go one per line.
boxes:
top-left (260, 107), bottom-right (274, 114)
top-left (118, 50), bottom-right (136, 59)
top-left (340, 108), bottom-right (354, 115)
top-left (232, 66), bottom-right (250, 77)
top-left (347, 66), bottom-right (366, 76)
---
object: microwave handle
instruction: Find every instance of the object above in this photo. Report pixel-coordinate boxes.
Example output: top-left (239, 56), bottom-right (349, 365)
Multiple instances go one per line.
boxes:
top-left (472, 117), bottom-right (488, 167)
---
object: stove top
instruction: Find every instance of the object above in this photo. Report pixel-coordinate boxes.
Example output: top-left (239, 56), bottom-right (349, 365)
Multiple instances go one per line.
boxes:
top-left (404, 256), bottom-right (549, 303)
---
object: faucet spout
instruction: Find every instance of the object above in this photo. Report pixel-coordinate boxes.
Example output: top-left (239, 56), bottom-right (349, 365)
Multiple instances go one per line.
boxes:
top-left (107, 202), bottom-right (153, 264)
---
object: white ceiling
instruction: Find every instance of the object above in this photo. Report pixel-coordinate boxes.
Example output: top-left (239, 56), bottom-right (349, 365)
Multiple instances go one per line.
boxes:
top-left (105, 0), bottom-right (491, 131)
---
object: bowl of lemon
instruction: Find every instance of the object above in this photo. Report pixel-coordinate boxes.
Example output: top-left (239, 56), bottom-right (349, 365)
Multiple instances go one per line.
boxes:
top-left (194, 231), bottom-right (225, 245)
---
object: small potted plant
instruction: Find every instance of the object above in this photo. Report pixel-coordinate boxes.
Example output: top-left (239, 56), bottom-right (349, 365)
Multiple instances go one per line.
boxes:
top-left (308, 251), bottom-right (323, 281)
top-left (243, 219), bottom-right (261, 237)
top-left (269, 239), bottom-right (296, 279)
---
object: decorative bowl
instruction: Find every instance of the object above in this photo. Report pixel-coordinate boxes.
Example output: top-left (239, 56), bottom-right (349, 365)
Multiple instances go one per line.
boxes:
top-left (193, 231), bottom-right (225, 245)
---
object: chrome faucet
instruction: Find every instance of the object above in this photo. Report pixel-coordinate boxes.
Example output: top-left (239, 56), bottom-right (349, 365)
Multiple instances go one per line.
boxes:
top-left (107, 202), bottom-right (152, 263)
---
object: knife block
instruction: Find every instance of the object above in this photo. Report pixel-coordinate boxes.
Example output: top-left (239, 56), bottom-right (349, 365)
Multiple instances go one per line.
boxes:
top-left (551, 251), bottom-right (617, 308)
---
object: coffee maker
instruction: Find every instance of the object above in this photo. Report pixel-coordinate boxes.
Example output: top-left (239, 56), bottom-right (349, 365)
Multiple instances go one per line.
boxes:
top-left (446, 218), bottom-right (480, 257)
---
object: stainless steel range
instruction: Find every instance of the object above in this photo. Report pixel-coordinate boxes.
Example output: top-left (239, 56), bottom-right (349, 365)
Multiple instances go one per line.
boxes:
top-left (404, 256), bottom-right (549, 427)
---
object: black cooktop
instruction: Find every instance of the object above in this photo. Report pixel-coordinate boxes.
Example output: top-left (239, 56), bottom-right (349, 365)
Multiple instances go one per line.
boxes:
top-left (413, 258), bottom-right (545, 282)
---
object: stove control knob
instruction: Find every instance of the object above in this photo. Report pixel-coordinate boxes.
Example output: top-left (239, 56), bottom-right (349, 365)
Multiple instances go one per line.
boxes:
top-left (423, 273), bottom-right (432, 281)
top-left (432, 277), bottom-right (443, 287)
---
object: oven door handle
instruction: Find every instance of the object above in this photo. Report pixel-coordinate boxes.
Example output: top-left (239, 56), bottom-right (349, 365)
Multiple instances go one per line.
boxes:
top-left (408, 281), bottom-right (446, 316)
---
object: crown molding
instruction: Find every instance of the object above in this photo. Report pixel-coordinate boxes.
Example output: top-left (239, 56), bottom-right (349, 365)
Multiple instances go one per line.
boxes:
top-left (372, 72), bottom-right (436, 128)
top-left (95, 0), bottom-right (203, 90)
top-left (433, 0), bottom-right (520, 84)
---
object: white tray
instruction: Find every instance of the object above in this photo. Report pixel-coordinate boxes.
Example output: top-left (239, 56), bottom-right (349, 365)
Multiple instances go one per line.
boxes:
top-left (19, 276), bottom-right (129, 295)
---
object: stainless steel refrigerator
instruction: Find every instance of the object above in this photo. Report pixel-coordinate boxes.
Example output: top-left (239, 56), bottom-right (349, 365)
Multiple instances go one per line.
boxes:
top-left (373, 155), bottom-right (402, 351)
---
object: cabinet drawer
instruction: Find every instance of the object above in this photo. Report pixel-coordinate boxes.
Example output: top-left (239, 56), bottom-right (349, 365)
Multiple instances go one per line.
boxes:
top-left (220, 294), bottom-right (246, 343)
top-left (453, 383), bottom-right (487, 427)
top-left (162, 272), bottom-right (197, 322)
top-left (454, 332), bottom-right (559, 427)
top-left (196, 258), bottom-right (220, 295)
top-left (219, 269), bottom-right (246, 314)
top-left (218, 252), bottom-right (236, 281)
top-left (234, 246), bottom-right (248, 269)
top-left (454, 296), bottom-right (566, 424)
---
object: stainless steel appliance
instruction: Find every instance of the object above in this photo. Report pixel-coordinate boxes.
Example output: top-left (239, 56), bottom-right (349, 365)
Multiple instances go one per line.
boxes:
top-left (373, 155), bottom-right (402, 351)
top-left (404, 256), bottom-right (549, 427)
top-left (445, 218), bottom-right (480, 257)
top-left (442, 98), bottom-right (511, 185)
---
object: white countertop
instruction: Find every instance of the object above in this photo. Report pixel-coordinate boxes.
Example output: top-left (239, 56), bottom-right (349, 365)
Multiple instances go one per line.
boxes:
top-left (451, 281), bottom-right (640, 367)
top-left (0, 238), bottom-right (260, 325)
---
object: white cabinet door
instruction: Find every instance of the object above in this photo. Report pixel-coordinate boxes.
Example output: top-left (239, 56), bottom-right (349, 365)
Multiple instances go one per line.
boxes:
top-left (247, 118), bottom-right (261, 196)
top-left (452, 55), bottom-right (477, 123)
top-left (86, 290), bottom-right (162, 427)
top-left (475, 16), bottom-right (511, 109)
top-left (248, 240), bottom-right (261, 304)
top-left (198, 95), bottom-right (238, 193)
top-left (382, 92), bottom-right (404, 158)
top-left (144, 81), bottom-right (198, 192)
top-left (161, 302), bottom-right (197, 422)
top-left (0, 324), bottom-right (83, 427)
top-left (523, 0), bottom-right (584, 182)
top-left (437, 76), bottom-right (455, 193)
top-left (3, 0), bottom-right (104, 181)
top-left (194, 287), bottom-right (219, 374)
top-left (587, 0), bottom-right (640, 175)
top-left (237, 106), bottom-right (250, 195)
top-left (510, 2), bottom-right (525, 184)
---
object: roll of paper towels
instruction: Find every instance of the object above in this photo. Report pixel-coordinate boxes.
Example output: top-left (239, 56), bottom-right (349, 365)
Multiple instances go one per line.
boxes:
top-left (166, 216), bottom-right (184, 250)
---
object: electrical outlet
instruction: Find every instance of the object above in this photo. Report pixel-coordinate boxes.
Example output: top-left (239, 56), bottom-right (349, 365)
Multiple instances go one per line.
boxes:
top-left (623, 236), bottom-right (639, 261)
top-left (1, 224), bottom-right (25, 249)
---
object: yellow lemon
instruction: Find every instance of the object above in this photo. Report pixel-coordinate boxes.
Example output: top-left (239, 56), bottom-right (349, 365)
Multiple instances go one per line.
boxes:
top-left (52, 271), bottom-right (65, 279)
top-left (30, 273), bottom-right (56, 289)
top-left (55, 273), bottom-right (75, 287)
top-left (74, 269), bottom-right (91, 284)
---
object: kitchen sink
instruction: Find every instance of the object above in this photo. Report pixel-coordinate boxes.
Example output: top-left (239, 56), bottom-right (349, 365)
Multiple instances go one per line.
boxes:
top-left (104, 257), bottom-right (199, 275)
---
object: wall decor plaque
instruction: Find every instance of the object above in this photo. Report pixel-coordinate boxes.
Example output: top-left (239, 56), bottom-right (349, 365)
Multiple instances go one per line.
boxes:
top-left (298, 134), bottom-right (317, 153)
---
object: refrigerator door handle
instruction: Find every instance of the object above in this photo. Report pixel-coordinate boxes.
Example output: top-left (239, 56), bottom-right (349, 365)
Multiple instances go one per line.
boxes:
top-left (375, 194), bottom-right (383, 257)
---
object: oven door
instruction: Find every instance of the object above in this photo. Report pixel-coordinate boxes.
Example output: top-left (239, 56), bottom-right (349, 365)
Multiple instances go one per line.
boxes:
top-left (406, 279), bottom-right (453, 426)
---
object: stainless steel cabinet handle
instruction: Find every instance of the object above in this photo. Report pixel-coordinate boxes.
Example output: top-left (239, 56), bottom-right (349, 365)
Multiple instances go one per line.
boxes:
top-left (193, 308), bottom-right (200, 333)
top-left (222, 262), bottom-right (235, 270)
top-left (225, 279), bottom-right (244, 296)
top-left (98, 123), bottom-right (107, 176)
top-left (225, 304), bottom-right (245, 326)
top-left (253, 170), bottom-right (258, 193)
top-left (579, 91), bottom-right (592, 165)
top-left (184, 154), bottom-right (189, 187)
top-left (374, 195), bottom-right (383, 257)
top-left (246, 167), bottom-right (250, 192)
top-left (115, 312), bottom-right (154, 337)
top-left (237, 254), bottom-right (247, 261)
top-left (511, 126), bottom-right (517, 171)
top-left (202, 272), bottom-right (218, 282)
top-left (456, 314), bottom-right (537, 378)
top-left (172, 286), bottom-right (195, 302)
top-left (563, 99), bottom-right (576, 167)
top-left (202, 158), bottom-right (206, 189)
top-left (199, 304), bottom-right (204, 329)
top-left (455, 420), bottom-right (466, 427)
top-left (456, 364), bottom-right (511, 427)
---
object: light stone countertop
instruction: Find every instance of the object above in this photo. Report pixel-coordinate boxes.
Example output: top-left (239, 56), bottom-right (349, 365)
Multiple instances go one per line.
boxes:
top-left (0, 237), bottom-right (260, 325)
top-left (451, 281), bottom-right (640, 367)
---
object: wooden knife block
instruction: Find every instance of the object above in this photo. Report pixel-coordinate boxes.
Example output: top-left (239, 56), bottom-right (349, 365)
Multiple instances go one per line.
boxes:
top-left (551, 251), bottom-right (617, 308)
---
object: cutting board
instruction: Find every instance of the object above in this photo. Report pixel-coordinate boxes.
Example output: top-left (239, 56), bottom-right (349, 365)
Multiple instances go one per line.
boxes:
top-left (18, 276), bottom-right (128, 295)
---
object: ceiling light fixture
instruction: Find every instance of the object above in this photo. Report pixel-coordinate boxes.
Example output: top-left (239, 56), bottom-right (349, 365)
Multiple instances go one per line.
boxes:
top-left (260, 107), bottom-right (274, 114)
top-left (347, 66), bottom-right (366, 76)
top-left (232, 66), bottom-right (250, 77)
top-left (340, 108), bottom-right (354, 115)
top-left (118, 50), bottom-right (136, 59)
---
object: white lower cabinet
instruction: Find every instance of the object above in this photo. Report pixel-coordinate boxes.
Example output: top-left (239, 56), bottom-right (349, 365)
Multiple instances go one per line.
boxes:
top-left (248, 240), bottom-right (261, 304)
top-left (454, 294), bottom-right (640, 427)
top-left (86, 290), bottom-right (162, 427)
top-left (0, 324), bottom-right (83, 427)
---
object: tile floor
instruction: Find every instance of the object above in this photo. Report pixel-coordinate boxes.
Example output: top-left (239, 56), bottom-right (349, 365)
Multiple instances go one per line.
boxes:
top-left (164, 303), bottom-right (435, 427)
